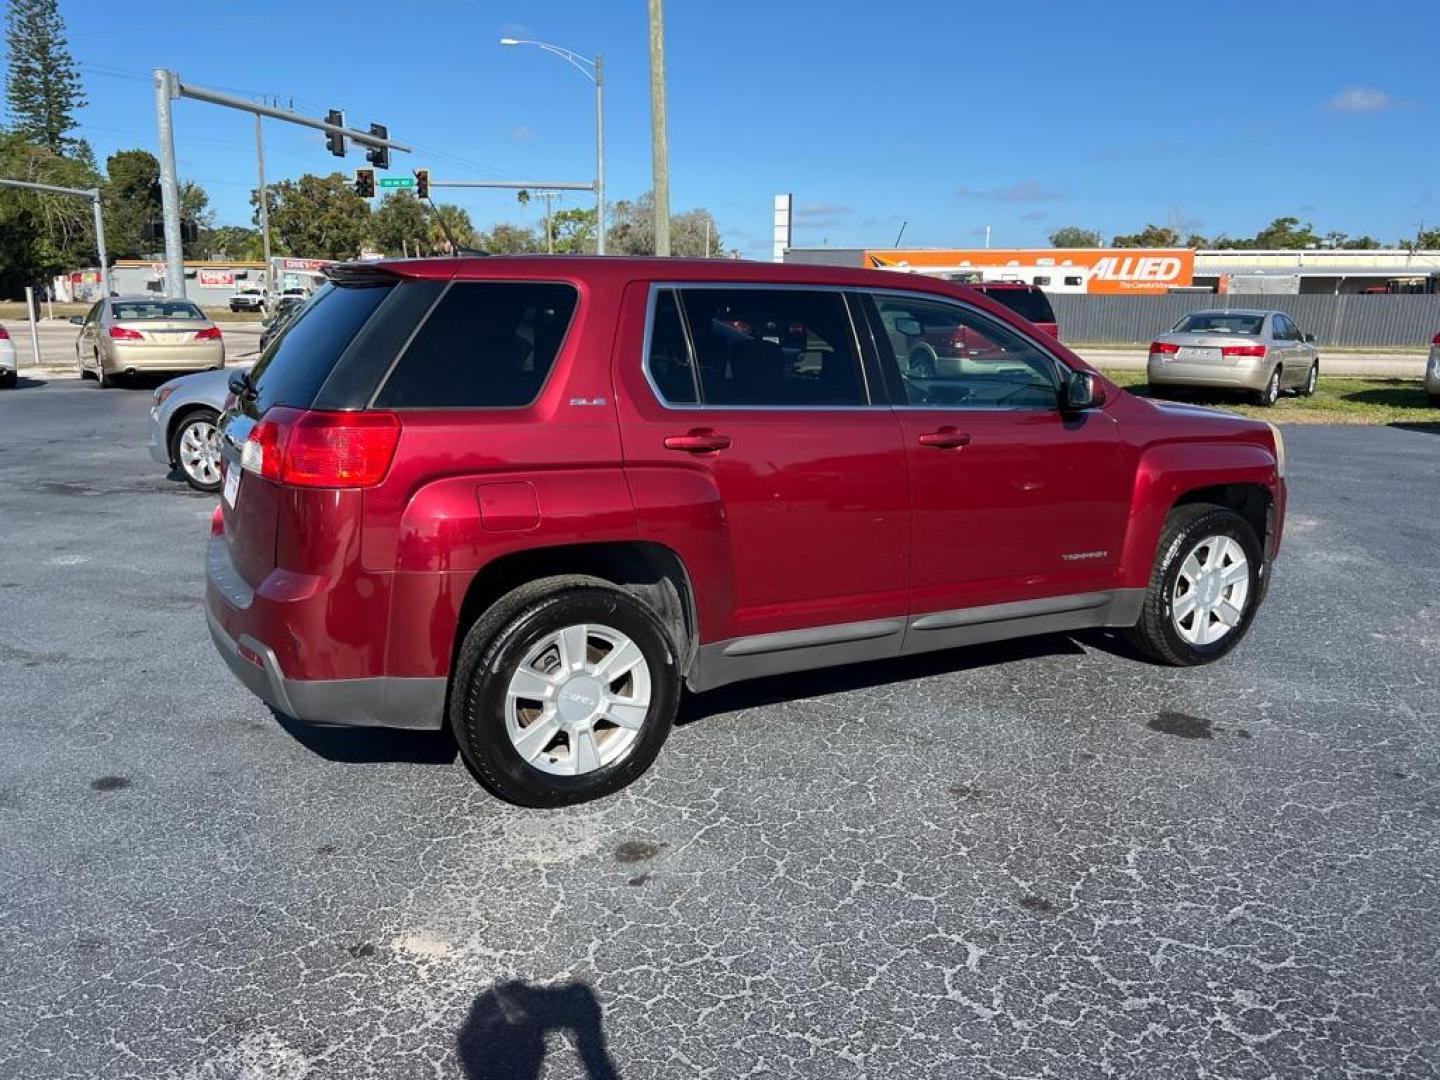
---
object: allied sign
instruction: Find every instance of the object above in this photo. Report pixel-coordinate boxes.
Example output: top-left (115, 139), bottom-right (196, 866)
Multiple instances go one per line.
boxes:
top-left (863, 248), bottom-right (1196, 295)
top-left (198, 269), bottom-right (236, 287)
top-left (379, 176), bottom-right (416, 189)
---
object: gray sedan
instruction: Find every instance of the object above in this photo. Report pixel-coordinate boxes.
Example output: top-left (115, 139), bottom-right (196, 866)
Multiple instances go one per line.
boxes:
top-left (148, 366), bottom-right (247, 492)
top-left (1147, 309), bottom-right (1319, 406)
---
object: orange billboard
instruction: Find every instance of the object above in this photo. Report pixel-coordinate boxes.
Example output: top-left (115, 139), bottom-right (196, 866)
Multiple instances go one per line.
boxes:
top-left (863, 248), bottom-right (1195, 295)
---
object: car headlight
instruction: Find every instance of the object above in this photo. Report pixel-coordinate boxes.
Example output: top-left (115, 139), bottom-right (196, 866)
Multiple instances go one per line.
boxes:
top-left (1266, 422), bottom-right (1286, 479)
top-left (154, 384), bottom-right (177, 408)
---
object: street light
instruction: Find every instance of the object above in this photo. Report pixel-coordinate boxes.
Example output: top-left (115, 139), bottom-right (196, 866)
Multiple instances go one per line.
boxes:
top-left (500, 38), bottom-right (606, 254)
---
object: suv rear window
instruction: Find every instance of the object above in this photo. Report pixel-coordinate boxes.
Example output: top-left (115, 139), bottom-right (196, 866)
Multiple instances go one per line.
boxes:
top-left (247, 281), bottom-right (394, 412)
top-left (375, 282), bottom-right (578, 409)
top-left (973, 285), bottom-right (1055, 325)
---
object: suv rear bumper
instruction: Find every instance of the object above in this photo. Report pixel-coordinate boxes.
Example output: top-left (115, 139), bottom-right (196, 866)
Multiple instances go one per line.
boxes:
top-left (207, 607), bottom-right (445, 729)
top-left (205, 537), bottom-right (445, 730)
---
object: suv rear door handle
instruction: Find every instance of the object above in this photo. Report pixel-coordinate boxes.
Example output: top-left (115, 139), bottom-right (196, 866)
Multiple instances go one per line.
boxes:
top-left (917, 427), bottom-right (971, 449)
top-left (664, 429), bottom-right (732, 454)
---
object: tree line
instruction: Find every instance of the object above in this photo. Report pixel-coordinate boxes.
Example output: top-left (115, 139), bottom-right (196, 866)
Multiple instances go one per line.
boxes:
top-left (1, 0), bottom-right (725, 298)
top-left (1047, 219), bottom-right (1440, 251)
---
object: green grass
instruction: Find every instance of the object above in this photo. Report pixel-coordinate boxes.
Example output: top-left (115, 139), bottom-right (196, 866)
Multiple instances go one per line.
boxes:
top-left (0, 301), bottom-right (263, 323)
top-left (1100, 368), bottom-right (1439, 425)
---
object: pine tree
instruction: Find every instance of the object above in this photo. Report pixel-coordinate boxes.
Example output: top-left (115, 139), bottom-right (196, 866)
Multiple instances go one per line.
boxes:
top-left (4, 0), bottom-right (87, 152)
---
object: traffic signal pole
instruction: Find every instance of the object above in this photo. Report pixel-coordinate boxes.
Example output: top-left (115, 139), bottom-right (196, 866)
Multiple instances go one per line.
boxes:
top-left (0, 177), bottom-right (111, 301)
top-left (152, 68), bottom-right (412, 297)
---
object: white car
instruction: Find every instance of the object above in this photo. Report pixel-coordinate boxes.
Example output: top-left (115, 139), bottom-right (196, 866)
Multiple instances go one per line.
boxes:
top-left (1427, 331), bottom-right (1439, 407)
top-left (0, 324), bottom-right (16, 387)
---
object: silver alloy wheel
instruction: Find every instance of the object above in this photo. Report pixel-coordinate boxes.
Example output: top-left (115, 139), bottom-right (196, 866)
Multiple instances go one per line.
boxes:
top-left (1172, 534), bottom-right (1250, 646)
top-left (504, 622), bottom-right (652, 777)
top-left (178, 417), bottom-right (222, 487)
top-left (1263, 370), bottom-right (1280, 405)
top-left (1304, 364), bottom-right (1318, 395)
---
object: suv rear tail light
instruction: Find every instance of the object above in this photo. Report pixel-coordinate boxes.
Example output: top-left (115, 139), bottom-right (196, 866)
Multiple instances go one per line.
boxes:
top-left (1150, 341), bottom-right (1179, 354)
top-left (241, 408), bottom-right (401, 488)
top-left (1221, 344), bottom-right (1268, 358)
top-left (0, 326), bottom-right (9, 339)
top-left (109, 325), bottom-right (143, 340)
top-left (1432, 331), bottom-right (1440, 346)
top-left (195, 326), bottom-right (222, 341)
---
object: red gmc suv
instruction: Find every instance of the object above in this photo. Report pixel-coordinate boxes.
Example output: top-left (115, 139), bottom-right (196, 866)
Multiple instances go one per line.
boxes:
top-left (207, 257), bottom-right (1287, 806)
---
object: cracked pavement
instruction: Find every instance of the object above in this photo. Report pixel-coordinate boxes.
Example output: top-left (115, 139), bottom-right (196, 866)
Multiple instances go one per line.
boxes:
top-left (1, 379), bottom-right (1437, 1078)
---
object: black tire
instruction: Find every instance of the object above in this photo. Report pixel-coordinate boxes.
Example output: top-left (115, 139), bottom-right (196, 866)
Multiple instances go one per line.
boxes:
top-left (96, 355), bottom-right (113, 388)
top-left (1252, 367), bottom-right (1281, 407)
top-left (1300, 362), bottom-right (1318, 397)
top-left (0, 370), bottom-right (15, 389)
top-left (1429, 393), bottom-right (1440, 409)
top-left (450, 576), bottom-right (681, 807)
top-left (169, 409), bottom-right (223, 492)
top-left (1126, 503), bottom-right (1264, 667)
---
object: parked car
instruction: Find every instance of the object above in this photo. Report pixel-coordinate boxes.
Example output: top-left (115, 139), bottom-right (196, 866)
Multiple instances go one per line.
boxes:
top-left (150, 366), bottom-right (249, 492)
top-left (207, 258), bottom-right (1287, 806)
top-left (257, 295), bottom-right (307, 352)
top-left (1427, 331), bottom-right (1440, 407)
top-left (1148, 309), bottom-right (1319, 406)
top-left (0, 324), bottom-right (15, 388)
top-left (229, 287), bottom-right (268, 312)
top-left (970, 281), bottom-right (1060, 340)
top-left (72, 296), bottom-right (225, 387)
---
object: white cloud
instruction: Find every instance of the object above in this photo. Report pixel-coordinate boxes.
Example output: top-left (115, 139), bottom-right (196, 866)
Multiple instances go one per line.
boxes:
top-left (1327, 87), bottom-right (1390, 113)
top-left (955, 180), bottom-right (1062, 203)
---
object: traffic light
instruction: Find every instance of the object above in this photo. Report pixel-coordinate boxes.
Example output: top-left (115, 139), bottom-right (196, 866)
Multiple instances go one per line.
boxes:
top-left (325, 109), bottom-right (346, 157)
top-left (354, 168), bottom-right (375, 198)
top-left (414, 169), bottom-right (429, 200)
top-left (143, 221), bottom-right (163, 242)
top-left (181, 220), bottom-right (199, 243)
top-left (366, 123), bottom-right (390, 171)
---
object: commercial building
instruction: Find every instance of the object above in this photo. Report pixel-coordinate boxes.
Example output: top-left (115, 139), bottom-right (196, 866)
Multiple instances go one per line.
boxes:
top-left (53, 257), bottom-right (334, 306)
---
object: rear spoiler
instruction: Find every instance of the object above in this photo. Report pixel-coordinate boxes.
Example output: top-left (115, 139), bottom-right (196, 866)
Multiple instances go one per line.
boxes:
top-left (322, 263), bottom-right (404, 288)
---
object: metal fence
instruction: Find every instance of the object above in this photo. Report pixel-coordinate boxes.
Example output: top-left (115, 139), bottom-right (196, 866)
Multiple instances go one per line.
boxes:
top-left (1051, 294), bottom-right (1440, 348)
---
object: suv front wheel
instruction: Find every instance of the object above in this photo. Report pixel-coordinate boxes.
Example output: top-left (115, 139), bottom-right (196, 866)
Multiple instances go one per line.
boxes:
top-left (450, 577), bottom-right (681, 806)
top-left (1127, 504), bottom-right (1264, 666)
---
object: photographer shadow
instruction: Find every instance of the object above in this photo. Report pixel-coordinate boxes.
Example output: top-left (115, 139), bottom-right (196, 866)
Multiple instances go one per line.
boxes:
top-left (457, 979), bottom-right (619, 1080)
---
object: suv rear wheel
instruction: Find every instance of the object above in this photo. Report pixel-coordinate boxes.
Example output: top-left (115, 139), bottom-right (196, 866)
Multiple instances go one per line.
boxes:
top-left (450, 577), bottom-right (681, 806)
top-left (1127, 504), bottom-right (1263, 666)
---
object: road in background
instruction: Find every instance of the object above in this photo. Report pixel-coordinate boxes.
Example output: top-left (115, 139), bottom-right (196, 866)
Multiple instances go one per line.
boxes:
top-left (1, 381), bottom-right (1437, 1078)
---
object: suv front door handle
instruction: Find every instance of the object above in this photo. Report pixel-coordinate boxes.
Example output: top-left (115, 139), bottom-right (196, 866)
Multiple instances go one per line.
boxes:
top-left (917, 427), bottom-right (971, 449)
top-left (664, 429), bottom-right (732, 454)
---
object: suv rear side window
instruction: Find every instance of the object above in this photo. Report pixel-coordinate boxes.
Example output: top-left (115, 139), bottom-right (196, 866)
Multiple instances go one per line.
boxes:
top-left (667, 287), bottom-right (866, 407)
top-left (376, 282), bottom-right (577, 409)
top-left (247, 282), bottom-right (393, 412)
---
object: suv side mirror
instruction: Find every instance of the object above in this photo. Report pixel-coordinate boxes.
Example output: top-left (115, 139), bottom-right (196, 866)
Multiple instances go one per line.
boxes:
top-left (1304, 333), bottom-right (1316, 343)
top-left (1063, 370), bottom-right (1106, 411)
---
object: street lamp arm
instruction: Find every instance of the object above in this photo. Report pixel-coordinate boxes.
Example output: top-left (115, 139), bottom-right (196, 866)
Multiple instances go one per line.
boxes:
top-left (499, 38), bottom-right (597, 82)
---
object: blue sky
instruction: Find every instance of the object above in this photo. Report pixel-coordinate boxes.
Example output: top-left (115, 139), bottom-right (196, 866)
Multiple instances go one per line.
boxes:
top-left (26, 0), bottom-right (1440, 258)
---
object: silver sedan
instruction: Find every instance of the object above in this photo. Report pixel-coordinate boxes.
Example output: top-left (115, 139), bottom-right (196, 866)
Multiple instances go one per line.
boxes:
top-left (148, 366), bottom-right (246, 492)
top-left (1148, 309), bottom-right (1319, 407)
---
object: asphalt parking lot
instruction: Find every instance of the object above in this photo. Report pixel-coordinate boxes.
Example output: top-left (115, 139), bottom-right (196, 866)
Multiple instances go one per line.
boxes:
top-left (1, 381), bottom-right (1437, 1079)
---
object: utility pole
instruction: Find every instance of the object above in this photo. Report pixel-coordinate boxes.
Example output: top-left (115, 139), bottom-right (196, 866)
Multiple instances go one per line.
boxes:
top-left (648, 0), bottom-right (671, 255)
top-left (255, 113), bottom-right (272, 298)
top-left (154, 69), bottom-right (186, 298)
top-left (535, 190), bottom-right (561, 253)
top-left (594, 54), bottom-right (605, 254)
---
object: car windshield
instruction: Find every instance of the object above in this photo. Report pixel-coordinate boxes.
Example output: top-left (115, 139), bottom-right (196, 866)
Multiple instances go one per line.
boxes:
top-left (1175, 313), bottom-right (1266, 335)
top-left (112, 301), bottom-right (206, 321)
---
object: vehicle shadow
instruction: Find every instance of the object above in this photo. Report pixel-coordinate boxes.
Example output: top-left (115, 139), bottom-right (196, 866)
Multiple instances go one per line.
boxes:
top-left (1388, 421), bottom-right (1440, 436)
top-left (3, 376), bottom-right (49, 390)
top-left (456, 979), bottom-right (619, 1080)
top-left (678, 632), bottom-right (1092, 727)
top-left (1342, 384), bottom-right (1432, 408)
top-left (270, 709), bottom-right (458, 765)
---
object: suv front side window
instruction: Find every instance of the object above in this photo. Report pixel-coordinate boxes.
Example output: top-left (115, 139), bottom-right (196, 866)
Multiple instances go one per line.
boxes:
top-left (646, 287), bottom-right (868, 408)
top-left (868, 293), bottom-right (1062, 408)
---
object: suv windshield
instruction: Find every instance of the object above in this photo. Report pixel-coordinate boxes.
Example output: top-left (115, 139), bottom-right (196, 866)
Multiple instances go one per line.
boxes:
top-left (112, 301), bottom-right (205, 321)
top-left (975, 286), bottom-right (1055, 325)
top-left (1176, 313), bottom-right (1266, 335)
